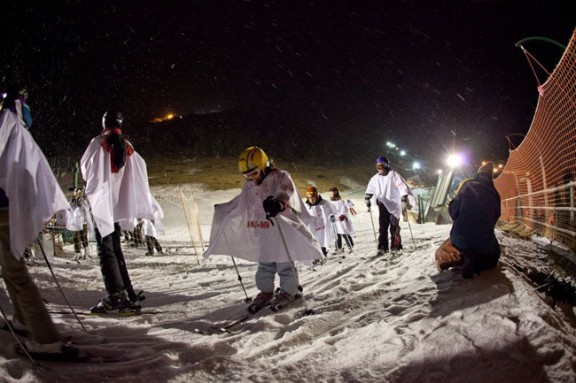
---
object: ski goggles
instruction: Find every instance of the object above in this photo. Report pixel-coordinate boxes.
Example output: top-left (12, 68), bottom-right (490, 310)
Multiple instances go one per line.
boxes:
top-left (243, 168), bottom-right (260, 180)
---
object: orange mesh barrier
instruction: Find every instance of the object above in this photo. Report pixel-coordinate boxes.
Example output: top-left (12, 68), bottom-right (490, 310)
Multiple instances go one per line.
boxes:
top-left (494, 28), bottom-right (576, 249)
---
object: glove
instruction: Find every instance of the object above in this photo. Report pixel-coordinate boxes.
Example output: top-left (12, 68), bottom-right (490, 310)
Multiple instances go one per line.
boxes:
top-left (401, 195), bottom-right (411, 210)
top-left (365, 193), bottom-right (373, 208)
top-left (338, 215), bottom-right (347, 222)
top-left (329, 215), bottom-right (336, 223)
top-left (262, 196), bottom-right (285, 218)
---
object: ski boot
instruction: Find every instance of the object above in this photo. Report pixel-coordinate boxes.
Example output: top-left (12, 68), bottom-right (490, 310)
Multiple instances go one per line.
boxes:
top-left (376, 248), bottom-right (388, 257)
top-left (129, 290), bottom-right (146, 308)
top-left (247, 291), bottom-right (274, 314)
top-left (269, 290), bottom-right (301, 312)
top-left (90, 290), bottom-right (133, 313)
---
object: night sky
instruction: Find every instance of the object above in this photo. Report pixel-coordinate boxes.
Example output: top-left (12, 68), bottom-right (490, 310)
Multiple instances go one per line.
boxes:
top-left (1, 0), bottom-right (574, 172)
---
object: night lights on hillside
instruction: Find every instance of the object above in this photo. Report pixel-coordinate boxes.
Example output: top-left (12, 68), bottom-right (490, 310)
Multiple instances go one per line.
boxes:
top-left (152, 113), bottom-right (178, 123)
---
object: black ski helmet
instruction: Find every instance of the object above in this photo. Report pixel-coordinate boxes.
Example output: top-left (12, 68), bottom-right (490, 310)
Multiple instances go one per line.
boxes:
top-left (102, 110), bottom-right (123, 129)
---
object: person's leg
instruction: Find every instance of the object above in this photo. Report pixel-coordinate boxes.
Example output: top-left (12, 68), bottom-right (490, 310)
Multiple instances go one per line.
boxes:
top-left (477, 246), bottom-right (501, 271)
top-left (336, 234), bottom-right (343, 249)
top-left (255, 262), bottom-right (276, 293)
top-left (145, 235), bottom-right (154, 254)
top-left (277, 262), bottom-right (298, 296)
top-left (0, 211), bottom-right (61, 344)
top-left (111, 223), bottom-right (136, 300)
top-left (389, 214), bottom-right (402, 250)
top-left (378, 203), bottom-right (391, 251)
top-left (95, 226), bottom-right (124, 295)
top-left (346, 235), bottom-right (354, 247)
top-left (73, 230), bottom-right (82, 253)
top-left (81, 225), bottom-right (89, 248)
top-left (154, 237), bottom-right (162, 253)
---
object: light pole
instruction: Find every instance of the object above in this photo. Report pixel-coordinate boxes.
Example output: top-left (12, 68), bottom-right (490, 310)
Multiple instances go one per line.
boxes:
top-left (505, 133), bottom-right (526, 150)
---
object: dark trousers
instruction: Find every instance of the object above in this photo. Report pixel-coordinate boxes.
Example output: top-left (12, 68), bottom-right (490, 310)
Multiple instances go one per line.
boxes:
top-left (461, 248), bottom-right (501, 279)
top-left (95, 223), bottom-right (136, 300)
top-left (132, 224), bottom-right (144, 247)
top-left (377, 202), bottom-right (401, 251)
top-left (73, 224), bottom-right (88, 253)
top-left (145, 235), bottom-right (162, 254)
top-left (336, 234), bottom-right (354, 249)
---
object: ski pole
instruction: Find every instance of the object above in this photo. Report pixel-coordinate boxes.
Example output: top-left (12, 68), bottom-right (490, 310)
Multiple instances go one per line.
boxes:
top-left (404, 211), bottom-right (417, 249)
top-left (274, 216), bottom-right (314, 316)
top-left (342, 233), bottom-right (353, 252)
top-left (230, 256), bottom-right (253, 303)
top-left (0, 303), bottom-right (37, 365)
top-left (36, 237), bottom-right (88, 333)
top-left (330, 219), bottom-right (338, 252)
top-left (368, 208), bottom-right (377, 242)
top-left (222, 229), bottom-right (253, 303)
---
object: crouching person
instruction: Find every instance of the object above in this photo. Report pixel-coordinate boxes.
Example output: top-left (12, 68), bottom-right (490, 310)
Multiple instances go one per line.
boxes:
top-left (437, 162), bottom-right (501, 278)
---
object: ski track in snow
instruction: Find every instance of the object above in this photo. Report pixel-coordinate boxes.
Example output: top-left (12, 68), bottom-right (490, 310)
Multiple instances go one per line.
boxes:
top-left (1, 186), bottom-right (575, 382)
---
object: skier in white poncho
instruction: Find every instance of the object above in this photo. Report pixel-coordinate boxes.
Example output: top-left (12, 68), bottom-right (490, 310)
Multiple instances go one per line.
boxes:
top-left (81, 110), bottom-right (158, 312)
top-left (203, 147), bottom-right (323, 312)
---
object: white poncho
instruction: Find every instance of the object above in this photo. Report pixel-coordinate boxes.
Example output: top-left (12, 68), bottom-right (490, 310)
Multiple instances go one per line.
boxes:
top-left (203, 169), bottom-right (324, 263)
top-left (80, 134), bottom-right (158, 237)
top-left (0, 110), bottom-right (69, 259)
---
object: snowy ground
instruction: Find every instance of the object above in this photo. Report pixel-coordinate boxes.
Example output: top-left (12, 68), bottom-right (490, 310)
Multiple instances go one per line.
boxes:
top-left (1, 184), bottom-right (576, 383)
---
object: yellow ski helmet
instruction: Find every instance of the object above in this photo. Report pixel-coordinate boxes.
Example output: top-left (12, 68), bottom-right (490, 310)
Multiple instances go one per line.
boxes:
top-left (238, 146), bottom-right (269, 174)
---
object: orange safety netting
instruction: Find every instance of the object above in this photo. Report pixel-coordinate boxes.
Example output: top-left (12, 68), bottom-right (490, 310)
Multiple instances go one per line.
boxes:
top-left (494, 28), bottom-right (576, 249)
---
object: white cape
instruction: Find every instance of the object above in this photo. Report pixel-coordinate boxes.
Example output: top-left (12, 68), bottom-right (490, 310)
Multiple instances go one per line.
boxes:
top-left (0, 110), bottom-right (69, 259)
top-left (366, 170), bottom-right (415, 219)
top-left (305, 198), bottom-right (337, 248)
top-left (80, 135), bottom-right (157, 237)
top-left (330, 199), bottom-right (355, 236)
top-left (203, 170), bottom-right (324, 263)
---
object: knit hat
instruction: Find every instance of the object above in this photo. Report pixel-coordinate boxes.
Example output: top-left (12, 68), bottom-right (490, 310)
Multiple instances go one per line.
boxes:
top-left (478, 161), bottom-right (494, 174)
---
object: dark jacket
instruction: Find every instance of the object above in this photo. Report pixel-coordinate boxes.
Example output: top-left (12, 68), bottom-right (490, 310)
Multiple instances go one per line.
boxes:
top-left (449, 172), bottom-right (500, 255)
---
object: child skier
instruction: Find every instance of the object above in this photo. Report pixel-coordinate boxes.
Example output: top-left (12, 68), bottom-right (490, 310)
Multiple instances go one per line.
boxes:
top-left (304, 186), bottom-right (337, 258)
top-left (328, 187), bottom-right (355, 254)
top-left (203, 146), bottom-right (323, 313)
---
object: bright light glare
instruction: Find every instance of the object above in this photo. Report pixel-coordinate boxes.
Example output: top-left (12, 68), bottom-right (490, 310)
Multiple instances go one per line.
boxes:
top-left (166, 113), bottom-right (175, 120)
top-left (446, 153), bottom-right (465, 168)
top-left (400, 150), bottom-right (406, 156)
top-left (412, 161), bottom-right (421, 170)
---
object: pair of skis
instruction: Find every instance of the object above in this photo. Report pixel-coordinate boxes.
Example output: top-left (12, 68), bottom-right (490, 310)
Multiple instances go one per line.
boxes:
top-left (195, 292), bottom-right (304, 335)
